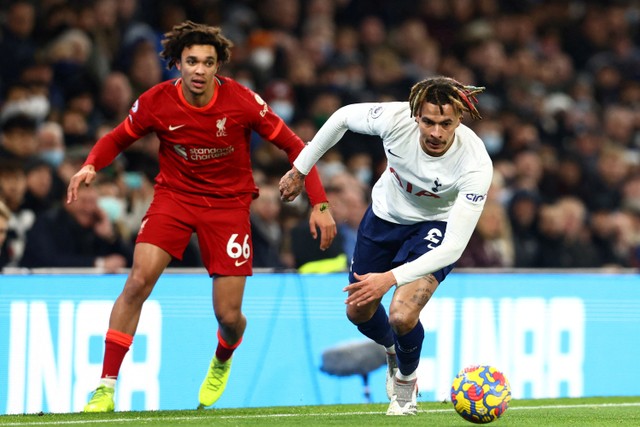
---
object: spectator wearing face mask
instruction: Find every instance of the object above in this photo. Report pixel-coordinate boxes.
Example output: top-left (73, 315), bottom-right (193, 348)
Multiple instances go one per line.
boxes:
top-left (20, 184), bottom-right (132, 272)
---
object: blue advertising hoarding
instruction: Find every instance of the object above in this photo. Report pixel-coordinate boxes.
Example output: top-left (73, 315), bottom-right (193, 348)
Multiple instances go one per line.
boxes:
top-left (1, 272), bottom-right (639, 414)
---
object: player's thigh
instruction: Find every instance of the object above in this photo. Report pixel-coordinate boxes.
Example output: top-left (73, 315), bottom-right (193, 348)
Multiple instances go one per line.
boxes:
top-left (195, 205), bottom-right (252, 277)
top-left (127, 242), bottom-right (174, 292)
top-left (349, 207), bottom-right (401, 283)
top-left (136, 211), bottom-right (194, 261)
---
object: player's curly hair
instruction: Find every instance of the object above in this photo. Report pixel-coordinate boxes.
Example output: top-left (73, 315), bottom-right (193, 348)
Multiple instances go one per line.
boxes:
top-left (160, 20), bottom-right (233, 70)
top-left (408, 76), bottom-right (485, 120)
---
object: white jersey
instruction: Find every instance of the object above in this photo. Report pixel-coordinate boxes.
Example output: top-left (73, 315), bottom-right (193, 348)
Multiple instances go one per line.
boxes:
top-left (294, 102), bottom-right (493, 285)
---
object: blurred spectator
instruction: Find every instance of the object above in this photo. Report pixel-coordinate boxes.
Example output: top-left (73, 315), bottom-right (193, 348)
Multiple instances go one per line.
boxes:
top-left (0, 113), bottom-right (39, 161)
top-left (37, 120), bottom-right (66, 168)
top-left (96, 71), bottom-right (134, 123)
top-left (585, 145), bottom-right (630, 212)
top-left (510, 149), bottom-right (545, 193)
top-left (250, 183), bottom-right (286, 269)
top-left (21, 184), bottom-right (132, 272)
top-left (94, 175), bottom-right (131, 241)
top-left (61, 108), bottom-right (92, 148)
top-left (539, 153), bottom-right (590, 204)
top-left (0, 81), bottom-right (50, 124)
top-left (458, 200), bottom-right (514, 268)
top-left (0, 0), bottom-right (37, 93)
top-left (263, 80), bottom-right (295, 124)
top-left (345, 152), bottom-right (374, 188)
top-left (45, 28), bottom-right (98, 108)
top-left (0, 159), bottom-right (35, 268)
top-left (325, 172), bottom-right (368, 266)
top-left (507, 190), bottom-right (541, 268)
top-left (0, 199), bottom-right (10, 270)
top-left (290, 218), bottom-right (346, 272)
top-left (126, 39), bottom-right (163, 98)
top-left (589, 209), bottom-right (629, 268)
top-left (22, 158), bottom-right (56, 214)
top-left (120, 167), bottom-right (155, 241)
top-left (536, 197), bottom-right (601, 268)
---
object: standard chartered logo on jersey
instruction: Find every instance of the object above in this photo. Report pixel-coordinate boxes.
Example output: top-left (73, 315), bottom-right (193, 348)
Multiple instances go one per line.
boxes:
top-left (416, 297), bottom-right (585, 401)
top-left (5, 300), bottom-right (161, 414)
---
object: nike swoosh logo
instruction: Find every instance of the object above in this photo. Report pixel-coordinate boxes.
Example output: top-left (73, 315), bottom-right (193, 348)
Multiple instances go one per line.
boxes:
top-left (235, 259), bottom-right (249, 267)
top-left (169, 124), bottom-right (185, 131)
top-left (387, 148), bottom-right (402, 158)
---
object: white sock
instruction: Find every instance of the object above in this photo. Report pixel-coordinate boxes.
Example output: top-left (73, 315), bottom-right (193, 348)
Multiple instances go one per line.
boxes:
top-left (99, 377), bottom-right (116, 389)
top-left (385, 345), bottom-right (396, 354)
top-left (396, 370), bottom-right (417, 381)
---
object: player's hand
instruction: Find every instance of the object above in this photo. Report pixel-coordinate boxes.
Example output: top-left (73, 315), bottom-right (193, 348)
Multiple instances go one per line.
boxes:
top-left (67, 164), bottom-right (97, 204)
top-left (344, 271), bottom-right (397, 306)
top-left (309, 202), bottom-right (337, 250)
top-left (279, 167), bottom-right (306, 202)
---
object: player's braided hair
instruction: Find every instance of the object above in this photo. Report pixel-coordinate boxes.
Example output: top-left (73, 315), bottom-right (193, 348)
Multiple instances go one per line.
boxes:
top-left (160, 20), bottom-right (233, 70)
top-left (408, 76), bottom-right (485, 120)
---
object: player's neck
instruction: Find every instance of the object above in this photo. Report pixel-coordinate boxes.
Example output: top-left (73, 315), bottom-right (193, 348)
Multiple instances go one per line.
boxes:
top-left (178, 79), bottom-right (216, 108)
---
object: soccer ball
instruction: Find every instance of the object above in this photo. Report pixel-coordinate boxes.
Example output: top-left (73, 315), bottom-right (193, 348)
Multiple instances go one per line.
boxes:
top-left (450, 365), bottom-right (511, 424)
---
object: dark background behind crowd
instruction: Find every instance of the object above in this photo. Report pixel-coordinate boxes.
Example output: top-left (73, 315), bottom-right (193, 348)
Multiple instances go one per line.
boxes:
top-left (0, 0), bottom-right (639, 272)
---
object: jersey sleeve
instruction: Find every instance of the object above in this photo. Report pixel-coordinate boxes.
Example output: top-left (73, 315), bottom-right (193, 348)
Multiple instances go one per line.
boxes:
top-left (83, 121), bottom-right (138, 171)
top-left (267, 117), bottom-right (328, 206)
top-left (239, 85), bottom-right (328, 205)
top-left (83, 91), bottom-right (157, 171)
top-left (293, 103), bottom-right (390, 174)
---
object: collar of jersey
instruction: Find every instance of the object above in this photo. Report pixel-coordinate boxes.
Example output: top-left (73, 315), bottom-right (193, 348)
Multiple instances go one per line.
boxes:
top-left (175, 77), bottom-right (220, 111)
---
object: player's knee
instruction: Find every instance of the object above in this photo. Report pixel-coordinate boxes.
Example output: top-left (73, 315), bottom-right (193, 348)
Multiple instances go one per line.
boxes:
top-left (215, 309), bottom-right (245, 330)
top-left (346, 304), bottom-right (374, 325)
top-left (388, 311), bottom-right (414, 336)
top-left (121, 273), bottom-right (154, 304)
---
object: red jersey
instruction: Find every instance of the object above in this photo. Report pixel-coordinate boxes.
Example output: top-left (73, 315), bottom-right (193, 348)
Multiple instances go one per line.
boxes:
top-left (85, 76), bottom-right (327, 206)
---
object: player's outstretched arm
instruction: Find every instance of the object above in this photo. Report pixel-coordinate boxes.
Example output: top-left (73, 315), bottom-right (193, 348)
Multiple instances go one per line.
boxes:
top-left (66, 164), bottom-right (97, 204)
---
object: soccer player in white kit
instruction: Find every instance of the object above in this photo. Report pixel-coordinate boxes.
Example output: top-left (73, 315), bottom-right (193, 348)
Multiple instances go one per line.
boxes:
top-left (279, 76), bottom-right (493, 416)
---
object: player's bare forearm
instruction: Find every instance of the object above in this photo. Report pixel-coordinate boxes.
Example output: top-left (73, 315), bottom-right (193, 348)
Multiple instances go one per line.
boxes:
top-left (344, 271), bottom-right (397, 306)
top-left (279, 167), bottom-right (306, 202)
top-left (309, 202), bottom-right (337, 250)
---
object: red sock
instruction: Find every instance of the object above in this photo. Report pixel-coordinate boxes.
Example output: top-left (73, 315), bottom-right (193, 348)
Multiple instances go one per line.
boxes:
top-left (101, 329), bottom-right (133, 379)
top-left (215, 329), bottom-right (242, 362)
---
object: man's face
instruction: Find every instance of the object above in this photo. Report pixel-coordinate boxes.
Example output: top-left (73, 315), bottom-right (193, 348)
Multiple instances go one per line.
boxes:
top-left (176, 44), bottom-right (219, 105)
top-left (0, 171), bottom-right (27, 211)
top-left (415, 102), bottom-right (461, 157)
top-left (2, 127), bottom-right (38, 158)
top-left (65, 186), bottom-right (99, 228)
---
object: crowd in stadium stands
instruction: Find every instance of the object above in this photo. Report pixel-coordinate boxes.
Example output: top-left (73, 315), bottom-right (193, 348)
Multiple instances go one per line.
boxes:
top-left (1, 0), bottom-right (639, 272)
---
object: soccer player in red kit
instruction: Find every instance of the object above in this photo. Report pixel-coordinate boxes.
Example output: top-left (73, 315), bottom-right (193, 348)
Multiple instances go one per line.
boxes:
top-left (67, 21), bottom-right (337, 412)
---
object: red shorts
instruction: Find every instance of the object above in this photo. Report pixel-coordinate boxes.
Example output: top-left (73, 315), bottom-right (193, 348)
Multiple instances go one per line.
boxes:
top-left (136, 188), bottom-right (253, 276)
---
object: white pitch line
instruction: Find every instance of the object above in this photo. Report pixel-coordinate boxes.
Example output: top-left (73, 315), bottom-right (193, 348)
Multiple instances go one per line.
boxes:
top-left (1, 401), bottom-right (639, 426)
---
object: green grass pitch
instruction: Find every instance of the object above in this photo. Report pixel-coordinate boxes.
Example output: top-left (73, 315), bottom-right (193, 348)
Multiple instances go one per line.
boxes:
top-left (1, 397), bottom-right (639, 426)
